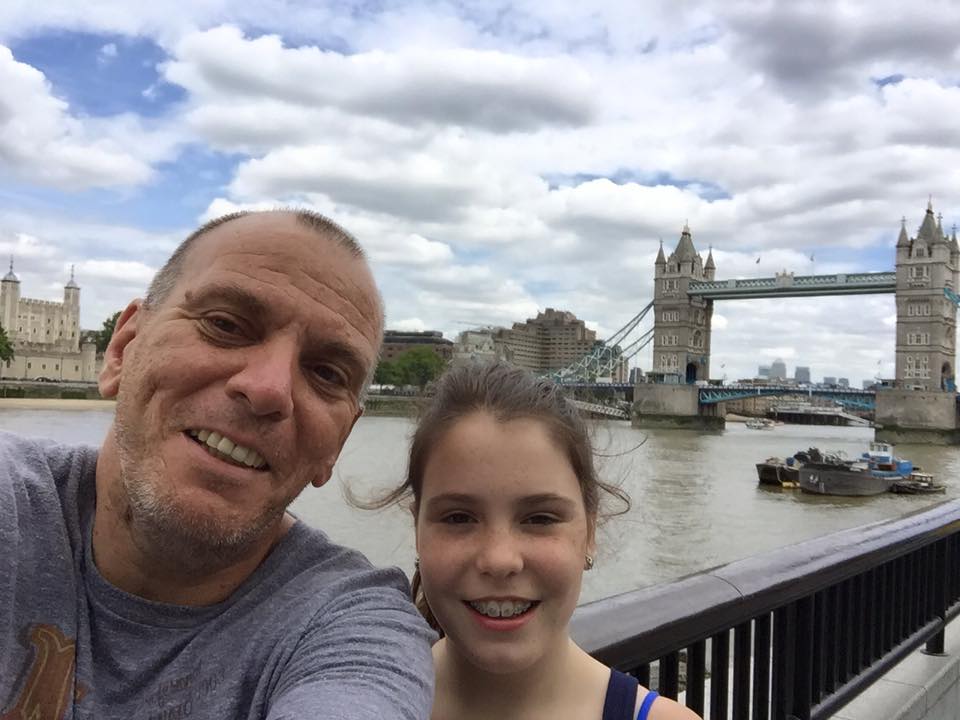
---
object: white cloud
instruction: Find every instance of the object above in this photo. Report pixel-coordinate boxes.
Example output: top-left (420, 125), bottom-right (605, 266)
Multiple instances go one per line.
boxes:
top-left (164, 25), bottom-right (595, 134)
top-left (0, 1), bottom-right (958, 388)
top-left (0, 45), bottom-right (181, 189)
top-left (98, 42), bottom-right (117, 63)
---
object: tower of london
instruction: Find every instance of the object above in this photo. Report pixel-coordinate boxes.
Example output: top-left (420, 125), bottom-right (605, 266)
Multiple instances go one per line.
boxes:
top-left (0, 261), bottom-right (98, 382)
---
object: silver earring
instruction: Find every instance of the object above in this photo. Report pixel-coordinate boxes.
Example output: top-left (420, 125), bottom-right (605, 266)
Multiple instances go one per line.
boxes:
top-left (414, 555), bottom-right (420, 570)
top-left (584, 555), bottom-right (594, 571)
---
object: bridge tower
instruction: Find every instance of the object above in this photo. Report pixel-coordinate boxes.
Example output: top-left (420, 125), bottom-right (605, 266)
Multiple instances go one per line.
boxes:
top-left (653, 224), bottom-right (714, 383)
top-left (894, 200), bottom-right (959, 391)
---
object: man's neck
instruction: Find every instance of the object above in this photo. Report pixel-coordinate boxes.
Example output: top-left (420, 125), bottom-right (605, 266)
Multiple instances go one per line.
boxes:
top-left (92, 444), bottom-right (292, 606)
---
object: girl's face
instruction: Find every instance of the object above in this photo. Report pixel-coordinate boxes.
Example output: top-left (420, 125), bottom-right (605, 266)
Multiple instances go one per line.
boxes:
top-left (415, 411), bottom-right (595, 675)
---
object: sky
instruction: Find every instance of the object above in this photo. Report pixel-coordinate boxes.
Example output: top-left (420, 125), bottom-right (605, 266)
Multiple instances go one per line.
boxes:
top-left (1, 1), bottom-right (959, 386)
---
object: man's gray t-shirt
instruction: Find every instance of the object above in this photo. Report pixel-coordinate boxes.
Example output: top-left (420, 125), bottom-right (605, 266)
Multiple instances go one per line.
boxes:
top-left (0, 432), bottom-right (435, 718)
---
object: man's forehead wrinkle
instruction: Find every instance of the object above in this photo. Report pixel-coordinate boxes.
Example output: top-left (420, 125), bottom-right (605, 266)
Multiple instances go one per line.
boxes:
top-left (206, 256), bottom-right (379, 355)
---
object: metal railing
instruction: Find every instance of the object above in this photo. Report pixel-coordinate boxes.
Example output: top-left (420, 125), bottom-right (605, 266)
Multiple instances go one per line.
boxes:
top-left (572, 499), bottom-right (960, 719)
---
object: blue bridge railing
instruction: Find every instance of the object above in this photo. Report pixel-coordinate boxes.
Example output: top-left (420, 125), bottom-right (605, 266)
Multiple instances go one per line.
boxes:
top-left (698, 384), bottom-right (876, 411)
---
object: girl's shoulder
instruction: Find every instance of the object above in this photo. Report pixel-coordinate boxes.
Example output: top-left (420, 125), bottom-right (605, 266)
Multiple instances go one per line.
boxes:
top-left (640, 688), bottom-right (702, 720)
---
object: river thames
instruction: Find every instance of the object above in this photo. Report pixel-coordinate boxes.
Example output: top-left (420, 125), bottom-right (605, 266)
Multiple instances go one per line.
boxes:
top-left (3, 407), bottom-right (958, 604)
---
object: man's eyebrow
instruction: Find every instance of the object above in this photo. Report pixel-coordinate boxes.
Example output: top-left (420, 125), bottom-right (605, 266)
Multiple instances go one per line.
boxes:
top-left (181, 284), bottom-right (269, 322)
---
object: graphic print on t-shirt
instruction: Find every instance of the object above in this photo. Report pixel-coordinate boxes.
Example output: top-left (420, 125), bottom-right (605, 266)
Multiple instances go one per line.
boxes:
top-left (1, 624), bottom-right (80, 720)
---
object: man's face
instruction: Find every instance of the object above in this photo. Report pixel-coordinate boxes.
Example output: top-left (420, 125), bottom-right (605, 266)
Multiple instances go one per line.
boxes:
top-left (100, 213), bottom-right (382, 556)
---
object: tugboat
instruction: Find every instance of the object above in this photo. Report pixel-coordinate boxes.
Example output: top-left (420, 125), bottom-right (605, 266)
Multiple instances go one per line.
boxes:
top-left (756, 455), bottom-right (801, 487)
top-left (798, 442), bottom-right (919, 496)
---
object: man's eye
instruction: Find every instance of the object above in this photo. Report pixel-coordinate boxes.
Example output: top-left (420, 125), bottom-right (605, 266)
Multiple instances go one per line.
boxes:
top-left (311, 364), bottom-right (349, 387)
top-left (202, 316), bottom-right (244, 337)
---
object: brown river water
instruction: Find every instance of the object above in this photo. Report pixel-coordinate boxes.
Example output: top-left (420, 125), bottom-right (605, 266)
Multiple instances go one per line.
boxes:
top-left (3, 408), bottom-right (957, 604)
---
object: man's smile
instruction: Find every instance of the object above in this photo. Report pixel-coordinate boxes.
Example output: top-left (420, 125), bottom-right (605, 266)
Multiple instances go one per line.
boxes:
top-left (186, 428), bottom-right (269, 470)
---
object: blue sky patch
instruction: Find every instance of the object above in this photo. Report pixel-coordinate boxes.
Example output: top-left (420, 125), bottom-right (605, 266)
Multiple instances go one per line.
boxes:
top-left (873, 73), bottom-right (904, 88)
top-left (0, 144), bottom-right (238, 234)
top-left (10, 31), bottom-right (184, 118)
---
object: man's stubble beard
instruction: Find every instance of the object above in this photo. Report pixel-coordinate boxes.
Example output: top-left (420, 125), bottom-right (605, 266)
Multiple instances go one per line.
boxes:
top-left (112, 387), bottom-right (295, 576)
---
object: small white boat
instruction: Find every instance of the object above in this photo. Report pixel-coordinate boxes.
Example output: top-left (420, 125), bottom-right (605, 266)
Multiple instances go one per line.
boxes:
top-left (746, 418), bottom-right (775, 430)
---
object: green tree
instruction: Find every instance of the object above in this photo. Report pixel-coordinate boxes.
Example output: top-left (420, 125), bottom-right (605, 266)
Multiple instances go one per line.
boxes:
top-left (374, 360), bottom-right (401, 386)
top-left (393, 347), bottom-right (446, 390)
top-left (96, 311), bottom-right (121, 353)
top-left (0, 324), bottom-right (13, 364)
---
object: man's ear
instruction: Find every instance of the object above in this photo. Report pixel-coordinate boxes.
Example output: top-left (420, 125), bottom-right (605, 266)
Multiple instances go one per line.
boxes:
top-left (98, 299), bottom-right (143, 399)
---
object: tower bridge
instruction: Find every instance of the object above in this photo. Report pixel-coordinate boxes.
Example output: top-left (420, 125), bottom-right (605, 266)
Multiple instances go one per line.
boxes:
top-left (555, 200), bottom-right (960, 443)
top-left (643, 200), bottom-right (959, 442)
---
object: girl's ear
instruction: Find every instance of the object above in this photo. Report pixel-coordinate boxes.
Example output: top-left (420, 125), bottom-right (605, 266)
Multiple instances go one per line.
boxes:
top-left (586, 515), bottom-right (598, 559)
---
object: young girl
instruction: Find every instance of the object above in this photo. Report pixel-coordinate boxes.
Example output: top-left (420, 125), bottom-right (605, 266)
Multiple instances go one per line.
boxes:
top-left (379, 361), bottom-right (700, 720)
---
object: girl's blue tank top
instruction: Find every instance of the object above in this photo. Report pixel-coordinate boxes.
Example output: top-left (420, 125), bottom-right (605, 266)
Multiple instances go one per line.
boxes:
top-left (602, 669), bottom-right (661, 720)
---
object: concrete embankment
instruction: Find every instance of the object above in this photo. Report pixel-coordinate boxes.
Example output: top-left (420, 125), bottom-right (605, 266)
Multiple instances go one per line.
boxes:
top-left (362, 395), bottom-right (420, 417)
top-left (0, 397), bottom-right (116, 410)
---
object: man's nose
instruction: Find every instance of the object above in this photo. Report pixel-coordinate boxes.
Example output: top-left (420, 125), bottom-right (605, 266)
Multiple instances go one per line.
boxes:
top-left (224, 336), bottom-right (297, 419)
top-left (474, 528), bottom-right (524, 577)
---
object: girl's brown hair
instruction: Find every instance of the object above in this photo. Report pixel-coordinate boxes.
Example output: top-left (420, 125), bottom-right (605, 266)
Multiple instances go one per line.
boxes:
top-left (370, 360), bottom-right (631, 635)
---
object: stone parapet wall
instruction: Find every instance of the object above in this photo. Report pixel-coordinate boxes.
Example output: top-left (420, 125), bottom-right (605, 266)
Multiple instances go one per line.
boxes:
top-left (875, 389), bottom-right (958, 430)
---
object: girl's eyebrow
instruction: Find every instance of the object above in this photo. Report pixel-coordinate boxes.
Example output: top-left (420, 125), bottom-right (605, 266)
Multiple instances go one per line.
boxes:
top-left (424, 493), bottom-right (476, 510)
top-left (424, 493), bottom-right (577, 510)
top-left (516, 494), bottom-right (578, 510)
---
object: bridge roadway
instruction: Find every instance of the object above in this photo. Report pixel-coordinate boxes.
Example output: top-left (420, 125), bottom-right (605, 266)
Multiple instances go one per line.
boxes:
top-left (687, 271), bottom-right (895, 300)
top-left (559, 381), bottom-right (878, 411)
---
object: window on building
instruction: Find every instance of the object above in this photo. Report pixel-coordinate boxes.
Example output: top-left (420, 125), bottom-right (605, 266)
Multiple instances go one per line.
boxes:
top-left (75, 365), bottom-right (79, 371)
top-left (27, 363), bottom-right (31, 369)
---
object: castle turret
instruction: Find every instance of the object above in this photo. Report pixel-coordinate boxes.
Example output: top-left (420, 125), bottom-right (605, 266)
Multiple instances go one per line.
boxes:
top-left (62, 265), bottom-right (80, 352)
top-left (654, 239), bottom-right (666, 279)
top-left (0, 257), bottom-right (20, 341)
top-left (704, 247), bottom-right (716, 281)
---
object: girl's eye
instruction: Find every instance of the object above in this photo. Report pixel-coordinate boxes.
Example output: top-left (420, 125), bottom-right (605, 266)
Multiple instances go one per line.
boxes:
top-left (441, 512), bottom-right (474, 525)
top-left (524, 514), bottom-right (560, 526)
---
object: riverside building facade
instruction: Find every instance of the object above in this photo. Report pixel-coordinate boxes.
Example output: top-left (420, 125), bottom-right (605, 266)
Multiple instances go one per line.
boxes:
top-left (0, 262), bottom-right (98, 382)
top-left (492, 308), bottom-right (627, 380)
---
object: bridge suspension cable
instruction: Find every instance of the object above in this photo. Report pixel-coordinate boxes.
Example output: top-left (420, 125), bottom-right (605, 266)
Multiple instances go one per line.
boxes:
top-left (550, 301), bottom-right (655, 383)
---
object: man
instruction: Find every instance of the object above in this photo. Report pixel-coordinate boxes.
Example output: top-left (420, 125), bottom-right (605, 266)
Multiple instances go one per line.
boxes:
top-left (0, 211), bottom-right (435, 718)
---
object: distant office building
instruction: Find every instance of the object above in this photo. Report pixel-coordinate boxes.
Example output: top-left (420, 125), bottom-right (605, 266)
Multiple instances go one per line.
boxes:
top-left (837, 377), bottom-right (849, 388)
top-left (823, 376), bottom-right (837, 387)
top-left (381, 330), bottom-right (453, 362)
top-left (863, 379), bottom-right (877, 389)
top-left (769, 359), bottom-right (787, 381)
top-left (494, 308), bottom-right (627, 380)
top-left (452, 328), bottom-right (510, 364)
top-left (795, 366), bottom-right (811, 384)
top-left (629, 367), bottom-right (644, 384)
top-left (758, 365), bottom-right (771, 379)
